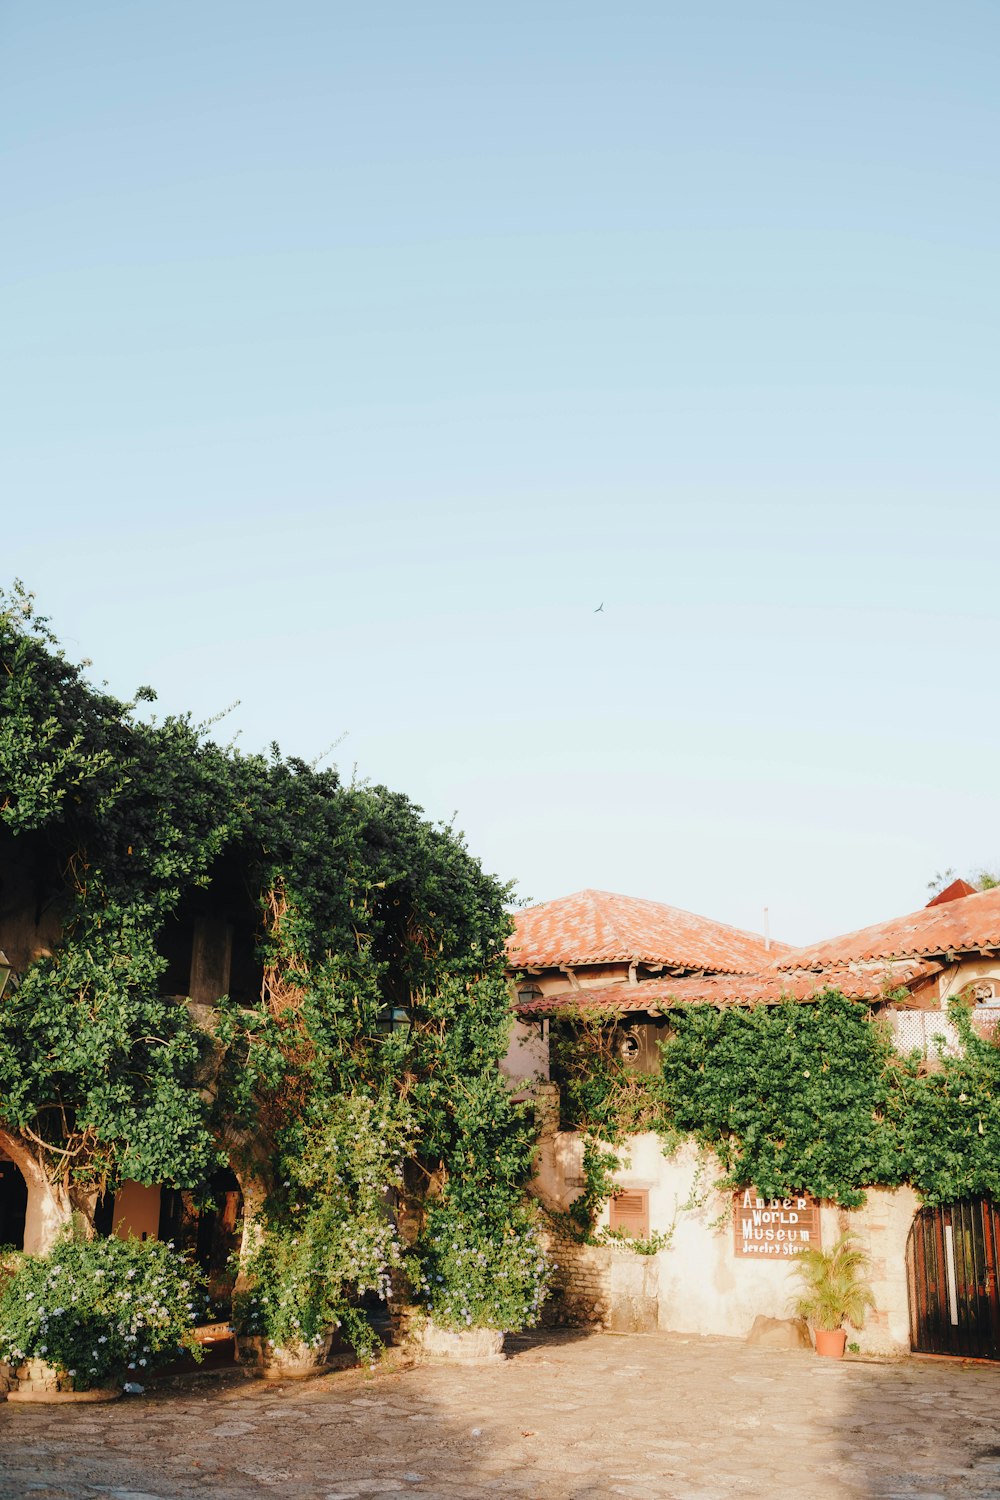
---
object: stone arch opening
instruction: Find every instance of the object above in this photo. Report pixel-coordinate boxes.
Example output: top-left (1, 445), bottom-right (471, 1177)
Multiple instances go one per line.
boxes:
top-left (158, 1166), bottom-right (244, 1313)
top-left (0, 1154), bottom-right (27, 1250)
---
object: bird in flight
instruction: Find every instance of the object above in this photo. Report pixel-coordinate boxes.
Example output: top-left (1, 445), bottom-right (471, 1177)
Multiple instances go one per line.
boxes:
top-left (594, 603), bottom-right (604, 613)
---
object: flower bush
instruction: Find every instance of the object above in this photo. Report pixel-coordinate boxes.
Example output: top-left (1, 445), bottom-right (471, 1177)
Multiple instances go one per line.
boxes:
top-left (414, 1203), bottom-right (551, 1331)
top-left (232, 1094), bottom-right (408, 1359)
top-left (0, 1235), bottom-right (208, 1390)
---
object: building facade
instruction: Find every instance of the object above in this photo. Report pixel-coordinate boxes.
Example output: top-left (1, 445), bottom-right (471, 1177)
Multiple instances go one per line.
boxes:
top-left (509, 882), bottom-right (1000, 1360)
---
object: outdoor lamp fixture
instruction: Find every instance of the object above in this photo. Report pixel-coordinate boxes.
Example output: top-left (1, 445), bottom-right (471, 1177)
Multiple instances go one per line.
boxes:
top-left (375, 1005), bottom-right (411, 1035)
top-left (0, 950), bottom-right (12, 1001)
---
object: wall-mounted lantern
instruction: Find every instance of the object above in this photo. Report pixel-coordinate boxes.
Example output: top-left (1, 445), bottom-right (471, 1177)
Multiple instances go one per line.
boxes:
top-left (0, 951), bottom-right (12, 1000)
top-left (376, 1005), bottom-right (411, 1035)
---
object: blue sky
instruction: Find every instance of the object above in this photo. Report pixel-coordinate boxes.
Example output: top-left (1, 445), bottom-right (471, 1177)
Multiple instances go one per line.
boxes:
top-left (3, 3), bottom-right (999, 944)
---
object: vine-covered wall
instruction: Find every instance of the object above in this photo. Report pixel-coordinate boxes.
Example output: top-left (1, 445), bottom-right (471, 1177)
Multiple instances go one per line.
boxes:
top-left (550, 990), bottom-right (1000, 1222)
top-left (0, 584), bottom-right (548, 1336)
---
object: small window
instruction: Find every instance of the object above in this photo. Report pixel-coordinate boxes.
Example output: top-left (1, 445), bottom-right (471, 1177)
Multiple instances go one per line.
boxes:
top-left (619, 1030), bottom-right (641, 1062)
top-left (609, 1188), bottom-right (650, 1239)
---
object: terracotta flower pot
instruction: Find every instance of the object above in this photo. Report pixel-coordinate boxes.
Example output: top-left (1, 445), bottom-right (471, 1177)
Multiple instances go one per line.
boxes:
top-left (814, 1327), bottom-right (847, 1359)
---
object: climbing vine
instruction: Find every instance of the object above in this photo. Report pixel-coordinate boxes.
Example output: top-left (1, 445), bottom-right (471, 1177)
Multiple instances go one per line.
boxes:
top-left (0, 584), bottom-right (546, 1334)
top-left (547, 1015), bottom-right (677, 1237)
top-left (549, 990), bottom-right (1000, 1214)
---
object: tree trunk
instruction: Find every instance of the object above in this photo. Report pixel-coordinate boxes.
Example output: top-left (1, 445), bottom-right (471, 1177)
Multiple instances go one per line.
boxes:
top-left (0, 1129), bottom-right (74, 1254)
top-left (68, 1181), bottom-right (99, 1239)
top-left (214, 1120), bottom-right (272, 1293)
top-left (232, 1167), bottom-right (267, 1294)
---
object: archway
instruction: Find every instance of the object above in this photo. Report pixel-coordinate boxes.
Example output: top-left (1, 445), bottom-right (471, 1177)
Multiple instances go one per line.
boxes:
top-left (158, 1167), bottom-right (243, 1313)
top-left (0, 1155), bottom-right (28, 1250)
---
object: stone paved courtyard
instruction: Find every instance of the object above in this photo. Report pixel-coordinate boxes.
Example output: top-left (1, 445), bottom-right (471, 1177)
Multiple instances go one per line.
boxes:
top-left (2, 1331), bottom-right (999, 1500)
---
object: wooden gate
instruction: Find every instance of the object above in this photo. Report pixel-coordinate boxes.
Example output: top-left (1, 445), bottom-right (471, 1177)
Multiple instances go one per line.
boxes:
top-left (907, 1201), bottom-right (1000, 1359)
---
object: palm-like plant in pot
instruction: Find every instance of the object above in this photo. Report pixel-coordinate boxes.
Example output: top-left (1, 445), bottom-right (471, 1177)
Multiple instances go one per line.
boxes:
top-left (790, 1233), bottom-right (875, 1357)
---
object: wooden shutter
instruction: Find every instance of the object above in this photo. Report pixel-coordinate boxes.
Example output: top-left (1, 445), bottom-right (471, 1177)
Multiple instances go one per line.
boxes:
top-left (609, 1189), bottom-right (649, 1239)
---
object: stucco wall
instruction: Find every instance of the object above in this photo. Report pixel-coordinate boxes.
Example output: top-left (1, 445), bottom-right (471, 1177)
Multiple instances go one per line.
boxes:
top-left (535, 1131), bottom-right (918, 1354)
top-left (501, 1019), bottom-right (549, 1084)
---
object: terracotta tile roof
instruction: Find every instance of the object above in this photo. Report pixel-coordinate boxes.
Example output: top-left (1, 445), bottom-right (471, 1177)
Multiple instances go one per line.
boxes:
top-left (514, 960), bottom-right (936, 1017)
top-left (507, 889), bottom-right (786, 975)
top-left (776, 886), bottom-right (1000, 971)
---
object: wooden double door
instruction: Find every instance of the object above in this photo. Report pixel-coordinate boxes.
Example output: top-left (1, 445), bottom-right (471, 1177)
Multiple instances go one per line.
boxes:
top-left (907, 1201), bottom-right (1000, 1359)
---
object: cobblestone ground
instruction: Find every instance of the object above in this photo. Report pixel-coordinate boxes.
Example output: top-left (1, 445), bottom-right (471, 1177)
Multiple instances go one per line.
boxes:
top-left (2, 1331), bottom-right (999, 1500)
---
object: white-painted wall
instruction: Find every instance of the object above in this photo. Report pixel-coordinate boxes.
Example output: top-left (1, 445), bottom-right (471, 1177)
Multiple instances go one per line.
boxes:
top-left (535, 1130), bottom-right (917, 1354)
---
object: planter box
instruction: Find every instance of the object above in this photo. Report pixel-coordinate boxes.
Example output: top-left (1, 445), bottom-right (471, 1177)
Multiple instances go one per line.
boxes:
top-left (235, 1332), bottom-right (335, 1379)
top-left (7, 1359), bottom-right (121, 1404)
top-left (394, 1309), bottom-right (505, 1364)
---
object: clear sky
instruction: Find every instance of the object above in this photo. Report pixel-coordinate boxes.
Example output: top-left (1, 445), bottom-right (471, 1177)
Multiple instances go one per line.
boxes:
top-left (3, 3), bottom-right (999, 946)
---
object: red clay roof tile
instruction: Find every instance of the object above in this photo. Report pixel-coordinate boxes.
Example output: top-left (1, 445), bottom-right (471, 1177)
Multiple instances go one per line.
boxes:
top-left (925, 878), bottom-right (978, 908)
top-left (776, 886), bottom-right (1000, 971)
top-left (514, 960), bottom-right (936, 1017)
top-left (507, 888), bottom-right (788, 975)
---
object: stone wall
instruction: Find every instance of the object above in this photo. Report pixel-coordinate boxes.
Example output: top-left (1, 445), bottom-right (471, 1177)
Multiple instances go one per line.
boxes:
top-left (542, 1229), bottom-right (612, 1328)
top-left (542, 1227), bottom-right (661, 1333)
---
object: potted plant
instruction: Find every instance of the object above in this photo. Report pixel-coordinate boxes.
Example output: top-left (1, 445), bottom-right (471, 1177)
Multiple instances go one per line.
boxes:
top-left (790, 1232), bottom-right (875, 1358)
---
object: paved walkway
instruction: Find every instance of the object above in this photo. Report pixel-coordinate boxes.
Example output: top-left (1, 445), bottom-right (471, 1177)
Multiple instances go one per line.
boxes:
top-left (1, 1331), bottom-right (998, 1500)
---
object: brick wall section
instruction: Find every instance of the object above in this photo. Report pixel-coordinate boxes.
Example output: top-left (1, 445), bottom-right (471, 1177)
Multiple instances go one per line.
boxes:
top-left (542, 1228), bottom-right (613, 1328)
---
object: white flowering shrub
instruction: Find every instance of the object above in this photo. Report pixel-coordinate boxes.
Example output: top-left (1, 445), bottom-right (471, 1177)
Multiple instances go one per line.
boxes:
top-left (414, 1203), bottom-right (551, 1331)
top-left (233, 1093), bottom-right (409, 1358)
top-left (0, 1235), bottom-right (208, 1389)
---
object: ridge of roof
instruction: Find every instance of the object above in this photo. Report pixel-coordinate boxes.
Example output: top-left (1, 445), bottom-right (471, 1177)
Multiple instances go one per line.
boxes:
top-left (776, 885), bottom-right (1000, 971)
top-left (507, 888), bottom-right (789, 975)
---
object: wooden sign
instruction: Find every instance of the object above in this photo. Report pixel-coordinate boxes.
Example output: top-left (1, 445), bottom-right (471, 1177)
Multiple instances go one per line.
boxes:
top-left (733, 1189), bottom-right (821, 1259)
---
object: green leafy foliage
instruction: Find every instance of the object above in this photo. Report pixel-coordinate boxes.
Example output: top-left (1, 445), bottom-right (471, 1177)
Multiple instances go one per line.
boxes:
top-left (0, 1236), bottom-right (207, 1389)
top-left (566, 1139), bottom-right (622, 1236)
top-left (928, 867), bottom-right (1000, 893)
top-left (549, 1015), bottom-right (670, 1140)
top-left (547, 1015), bottom-right (678, 1239)
top-left (658, 994), bottom-right (904, 1208)
top-left (232, 1095), bottom-right (409, 1356)
top-left (594, 1225), bottom-right (674, 1255)
top-left (0, 586), bottom-right (236, 1195)
top-left (894, 1005), bottom-right (1000, 1205)
top-left (551, 991), bottom-right (1000, 1210)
